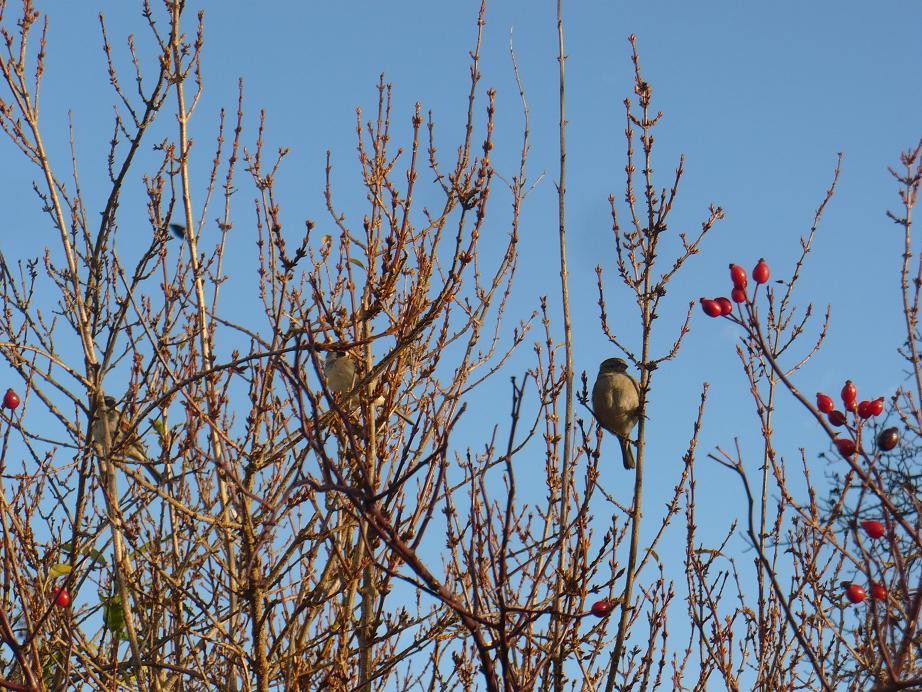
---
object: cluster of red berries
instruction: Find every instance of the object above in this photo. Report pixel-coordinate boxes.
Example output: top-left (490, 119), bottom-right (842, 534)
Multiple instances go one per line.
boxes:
top-left (700, 259), bottom-right (770, 317)
top-left (819, 383), bottom-right (900, 606)
top-left (844, 582), bottom-right (887, 603)
top-left (816, 381), bottom-right (883, 420)
top-left (816, 381), bottom-right (896, 457)
top-left (697, 263), bottom-right (898, 612)
top-left (842, 520), bottom-right (889, 604)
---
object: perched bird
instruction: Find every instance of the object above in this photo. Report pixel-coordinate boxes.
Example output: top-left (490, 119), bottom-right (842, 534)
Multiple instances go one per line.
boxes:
top-left (168, 223), bottom-right (186, 239)
top-left (92, 395), bottom-right (150, 465)
top-left (323, 350), bottom-right (386, 409)
top-left (324, 350), bottom-right (357, 395)
top-left (592, 357), bottom-right (641, 469)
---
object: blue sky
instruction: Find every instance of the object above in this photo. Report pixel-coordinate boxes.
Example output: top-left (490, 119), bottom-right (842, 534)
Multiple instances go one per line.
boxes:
top-left (1, 0), bottom-right (920, 676)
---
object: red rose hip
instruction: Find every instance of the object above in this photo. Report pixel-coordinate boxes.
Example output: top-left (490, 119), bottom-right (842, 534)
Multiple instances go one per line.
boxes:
top-left (869, 398), bottom-right (884, 417)
top-left (877, 427), bottom-right (899, 451)
top-left (730, 264), bottom-right (747, 290)
top-left (590, 599), bottom-right (615, 618)
top-left (857, 400), bottom-right (874, 419)
top-left (816, 393), bottom-right (834, 414)
top-left (844, 583), bottom-right (866, 604)
top-left (2, 388), bottom-right (19, 410)
top-left (752, 258), bottom-right (770, 284)
top-left (834, 438), bottom-right (856, 457)
top-left (700, 298), bottom-right (722, 317)
top-left (869, 582), bottom-right (887, 601)
top-left (51, 587), bottom-right (71, 608)
top-left (730, 287), bottom-right (746, 303)
top-left (841, 380), bottom-right (857, 407)
top-left (715, 297), bottom-right (733, 316)
top-left (827, 410), bottom-right (847, 427)
top-left (860, 520), bottom-right (885, 539)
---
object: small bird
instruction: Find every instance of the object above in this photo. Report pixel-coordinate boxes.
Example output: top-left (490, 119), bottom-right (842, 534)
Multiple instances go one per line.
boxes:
top-left (322, 350), bottom-right (386, 409)
top-left (168, 223), bottom-right (186, 239)
top-left (592, 357), bottom-right (641, 469)
top-left (323, 351), bottom-right (356, 395)
top-left (92, 395), bottom-right (149, 465)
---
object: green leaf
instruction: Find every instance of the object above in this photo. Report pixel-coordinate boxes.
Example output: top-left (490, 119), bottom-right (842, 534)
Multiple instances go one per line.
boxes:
top-left (151, 418), bottom-right (170, 445)
top-left (695, 548), bottom-right (723, 557)
top-left (59, 542), bottom-right (107, 566)
top-left (85, 548), bottom-right (108, 566)
top-left (103, 597), bottom-right (125, 635)
top-left (48, 563), bottom-right (72, 578)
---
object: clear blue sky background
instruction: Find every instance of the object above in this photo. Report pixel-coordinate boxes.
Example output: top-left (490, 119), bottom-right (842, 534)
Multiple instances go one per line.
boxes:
top-left (1, 0), bottom-right (920, 675)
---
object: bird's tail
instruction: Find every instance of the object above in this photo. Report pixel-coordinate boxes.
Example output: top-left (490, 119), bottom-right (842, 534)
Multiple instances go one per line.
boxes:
top-left (619, 436), bottom-right (635, 470)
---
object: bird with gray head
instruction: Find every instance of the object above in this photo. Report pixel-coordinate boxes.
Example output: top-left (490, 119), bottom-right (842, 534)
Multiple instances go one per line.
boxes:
top-left (591, 357), bottom-right (640, 469)
top-left (324, 350), bottom-right (357, 395)
top-left (92, 395), bottom-right (149, 465)
top-left (323, 350), bottom-right (388, 410)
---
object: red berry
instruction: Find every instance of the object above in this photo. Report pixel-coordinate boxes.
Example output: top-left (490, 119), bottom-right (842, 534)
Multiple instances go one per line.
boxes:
top-left (590, 599), bottom-right (615, 618)
top-left (860, 520), bottom-right (885, 539)
top-left (833, 438), bottom-right (856, 457)
top-left (877, 427), bottom-right (899, 451)
top-left (51, 587), bottom-right (71, 608)
top-left (816, 393), bottom-right (835, 414)
top-left (730, 264), bottom-right (747, 290)
top-left (844, 583), bottom-right (866, 604)
top-left (869, 582), bottom-right (887, 601)
top-left (752, 258), bottom-right (770, 284)
top-left (730, 287), bottom-right (747, 303)
top-left (827, 410), bottom-right (847, 427)
top-left (2, 388), bottom-right (19, 410)
top-left (869, 398), bottom-right (884, 417)
top-left (715, 297), bottom-right (733, 316)
top-left (700, 298), bottom-right (722, 318)
top-left (857, 400), bottom-right (874, 419)
top-left (841, 380), bottom-right (857, 407)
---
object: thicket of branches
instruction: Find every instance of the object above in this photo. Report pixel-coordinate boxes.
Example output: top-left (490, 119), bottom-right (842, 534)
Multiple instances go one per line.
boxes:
top-left (0, 1), bottom-right (919, 690)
